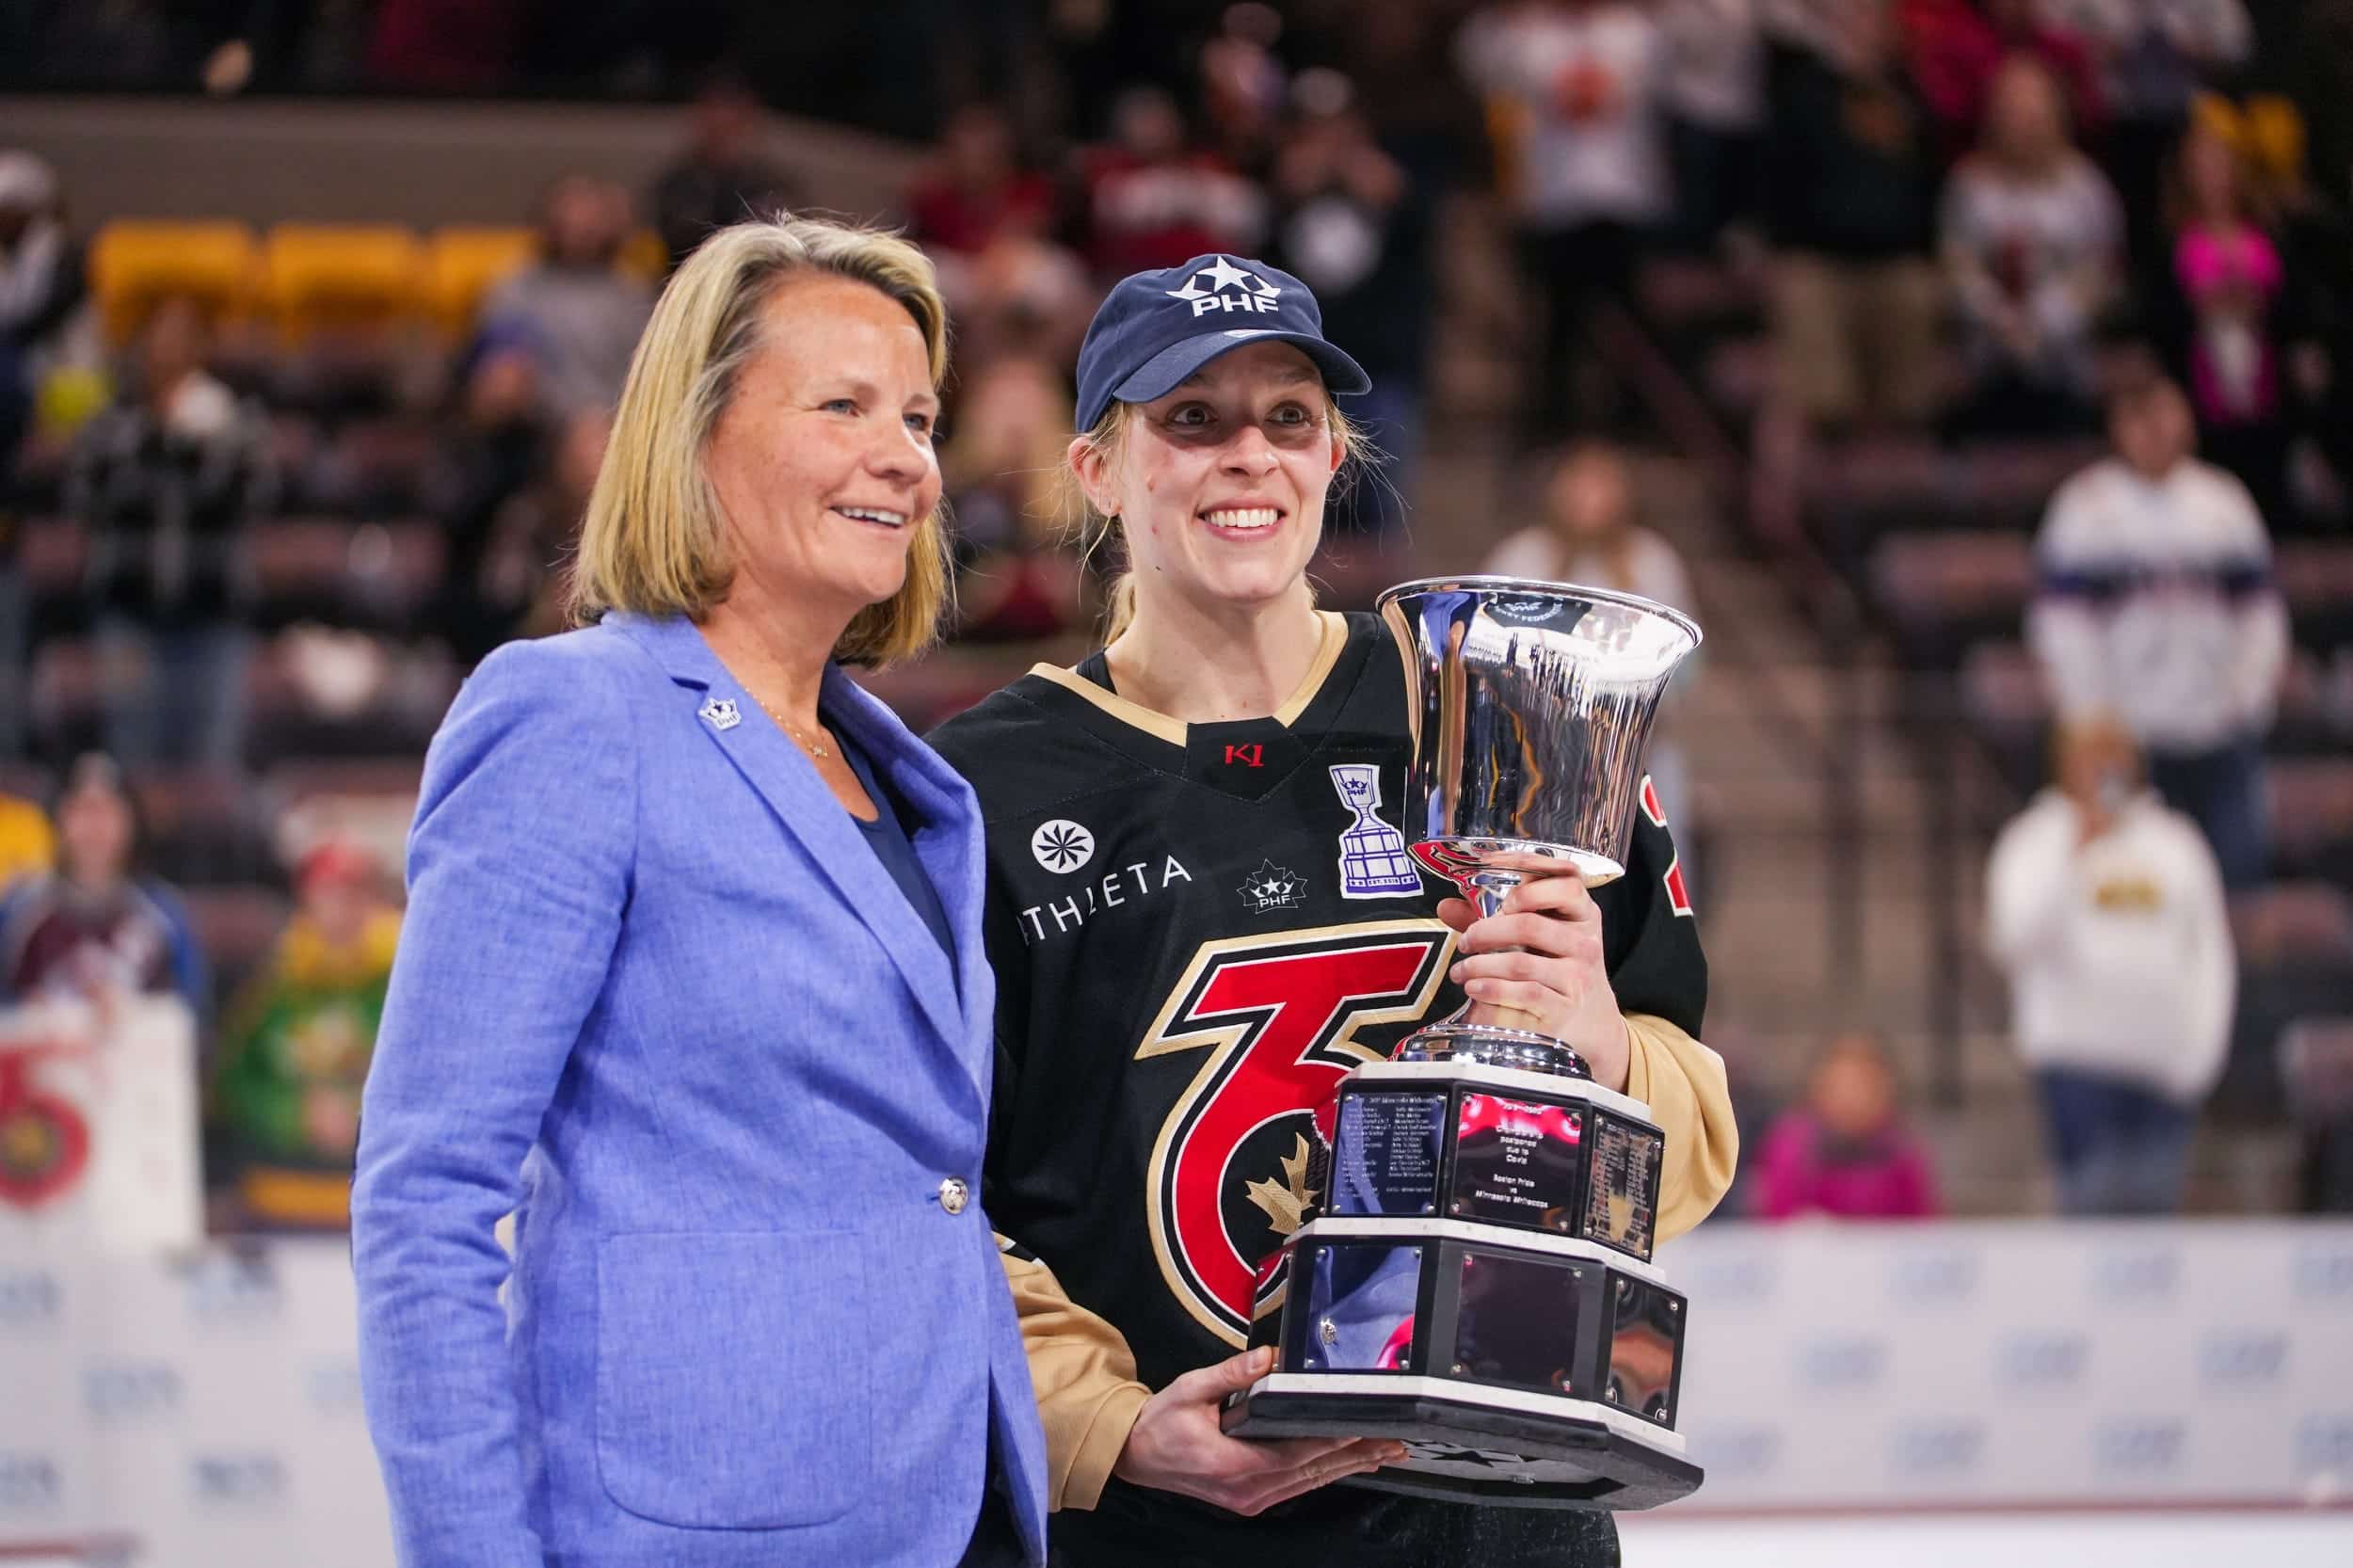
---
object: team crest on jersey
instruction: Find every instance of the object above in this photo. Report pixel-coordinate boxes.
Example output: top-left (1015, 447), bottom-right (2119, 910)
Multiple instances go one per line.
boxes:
top-left (1236, 859), bottom-right (1307, 914)
top-left (1639, 775), bottom-right (1694, 918)
top-left (1030, 818), bottom-right (1095, 873)
top-left (1135, 924), bottom-right (1453, 1343)
top-left (1163, 255), bottom-right (1283, 318)
top-left (1329, 765), bottom-right (1422, 899)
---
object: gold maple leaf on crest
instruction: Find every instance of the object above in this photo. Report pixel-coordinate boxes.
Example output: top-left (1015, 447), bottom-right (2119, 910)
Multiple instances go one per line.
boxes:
top-left (1244, 1133), bottom-right (1321, 1236)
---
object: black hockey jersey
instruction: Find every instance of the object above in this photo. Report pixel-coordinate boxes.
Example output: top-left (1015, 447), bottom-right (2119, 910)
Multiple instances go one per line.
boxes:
top-left (928, 611), bottom-right (1707, 1567)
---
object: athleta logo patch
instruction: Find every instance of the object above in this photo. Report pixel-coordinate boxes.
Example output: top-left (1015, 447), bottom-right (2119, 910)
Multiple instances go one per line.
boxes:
top-left (1136, 924), bottom-right (1453, 1343)
top-left (1330, 764), bottom-right (1421, 899)
top-left (1030, 818), bottom-right (1095, 873)
top-left (1164, 255), bottom-right (1283, 318)
top-left (1237, 859), bottom-right (1307, 914)
top-left (1019, 856), bottom-right (1193, 946)
top-left (1224, 744), bottom-right (1265, 769)
top-left (1639, 776), bottom-right (1693, 918)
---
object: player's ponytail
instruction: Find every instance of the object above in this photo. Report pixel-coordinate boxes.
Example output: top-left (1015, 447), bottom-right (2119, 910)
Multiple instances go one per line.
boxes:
top-left (1062, 404), bottom-right (1140, 640)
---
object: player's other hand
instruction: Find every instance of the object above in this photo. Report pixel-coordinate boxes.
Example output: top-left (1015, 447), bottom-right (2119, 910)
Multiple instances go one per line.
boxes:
top-left (1112, 1347), bottom-right (1406, 1516)
top-left (1436, 852), bottom-right (1632, 1091)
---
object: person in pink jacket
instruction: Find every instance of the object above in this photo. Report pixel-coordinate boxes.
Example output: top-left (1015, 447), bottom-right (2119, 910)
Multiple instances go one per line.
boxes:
top-left (1754, 1032), bottom-right (1942, 1221)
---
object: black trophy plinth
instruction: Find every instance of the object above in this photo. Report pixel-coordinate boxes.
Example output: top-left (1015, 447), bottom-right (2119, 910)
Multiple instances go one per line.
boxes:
top-left (1221, 1059), bottom-right (1700, 1510)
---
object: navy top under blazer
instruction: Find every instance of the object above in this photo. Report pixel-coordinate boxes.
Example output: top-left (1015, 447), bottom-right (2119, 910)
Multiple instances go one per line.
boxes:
top-left (349, 611), bottom-right (1048, 1568)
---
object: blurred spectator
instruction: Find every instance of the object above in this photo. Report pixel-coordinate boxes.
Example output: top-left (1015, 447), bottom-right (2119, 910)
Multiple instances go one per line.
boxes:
top-left (1265, 72), bottom-right (1433, 536)
top-left (0, 753), bottom-right (203, 1012)
top-left (478, 175), bottom-right (653, 422)
top-left (1198, 17), bottom-right (1289, 178)
top-left (1939, 54), bottom-right (2122, 435)
top-left (1985, 717), bottom-right (2233, 1214)
top-left (0, 787), bottom-right (53, 893)
top-left (1902, 0), bottom-right (2106, 161)
top-left (906, 103), bottom-right (1090, 367)
top-left (2163, 113), bottom-right (2293, 526)
top-left (905, 103), bottom-right (1057, 261)
top-left (0, 151), bottom-right (96, 394)
top-left (2281, 1017), bottom-right (2353, 1213)
top-left (1758, 0), bottom-right (1878, 63)
top-left (427, 344), bottom-right (548, 668)
top-left (2025, 370), bottom-right (2286, 885)
top-left (69, 296), bottom-right (273, 770)
top-left (1458, 0), bottom-right (1673, 444)
top-left (942, 357), bottom-right (1084, 643)
top-left (1762, 0), bottom-right (1948, 429)
top-left (363, 0), bottom-right (527, 93)
top-left (480, 408), bottom-right (607, 647)
top-left (2039, 0), bottom-right (2252, 269)
top-left (1657, 0), bottom-right (1768, 251)
top-left (1484, 441), bottom-right (1701, 832)
top-left (1754, 1032), bottom-right (1943, 1219)
top-left (209, 840), bottom-right (397, 1230)
top-left (1080, 85), bottom-right (1266, 278)
top-left (648, 73), bottom-right (801, 273)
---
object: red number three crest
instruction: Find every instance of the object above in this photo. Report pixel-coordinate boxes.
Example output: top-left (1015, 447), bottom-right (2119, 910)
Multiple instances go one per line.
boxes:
top-left (1136, 922), bottom-right (1452, 1344)
top-left (1641, 774), bottom-right (1694, 919)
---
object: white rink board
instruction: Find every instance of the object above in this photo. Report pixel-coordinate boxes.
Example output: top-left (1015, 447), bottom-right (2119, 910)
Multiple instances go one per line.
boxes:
top-left (0, 1221), bottom-right (2347, 1564)
top-left (1619, 1511), bottom-right (2353, 1568)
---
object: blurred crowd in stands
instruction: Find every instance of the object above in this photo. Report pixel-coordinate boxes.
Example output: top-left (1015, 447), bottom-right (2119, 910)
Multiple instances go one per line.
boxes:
top-left (3, 0), bottom-right (2351, 1231)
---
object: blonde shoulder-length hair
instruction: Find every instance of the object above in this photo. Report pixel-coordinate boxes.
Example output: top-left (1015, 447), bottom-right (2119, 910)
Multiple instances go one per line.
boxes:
top-left (569, 215), bottom-right (952, 667)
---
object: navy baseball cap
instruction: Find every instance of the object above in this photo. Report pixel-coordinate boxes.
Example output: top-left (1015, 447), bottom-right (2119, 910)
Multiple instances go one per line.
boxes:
top-left (1072, 253), bottom-right (1371, 432)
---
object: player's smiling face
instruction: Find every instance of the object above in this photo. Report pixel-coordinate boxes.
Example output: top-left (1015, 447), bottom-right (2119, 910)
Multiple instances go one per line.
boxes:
top-left (1080, 341), bottom-right (1341, 614)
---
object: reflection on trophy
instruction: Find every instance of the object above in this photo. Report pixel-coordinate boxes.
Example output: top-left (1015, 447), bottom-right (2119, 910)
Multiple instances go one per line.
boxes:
top-left (1222, 578), bottom-right (1705, 1511)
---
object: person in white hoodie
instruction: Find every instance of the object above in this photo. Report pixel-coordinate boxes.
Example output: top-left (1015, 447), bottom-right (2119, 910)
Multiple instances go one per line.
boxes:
top-left (2025, 370), bottom-right (2287, 888)
top-left (1985, 717), bottom-right (2236, 1215)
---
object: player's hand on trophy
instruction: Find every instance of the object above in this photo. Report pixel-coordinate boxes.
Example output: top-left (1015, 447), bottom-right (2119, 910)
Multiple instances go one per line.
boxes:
top-left (1113, 1347), bottom-right (1407, 1516)
top-left (1436, 851), bottom-right (1634, 1092)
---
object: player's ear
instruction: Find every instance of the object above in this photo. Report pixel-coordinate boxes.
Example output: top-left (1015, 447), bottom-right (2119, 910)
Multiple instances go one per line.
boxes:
top-left (1069, 430), bottom-right (1121, 519)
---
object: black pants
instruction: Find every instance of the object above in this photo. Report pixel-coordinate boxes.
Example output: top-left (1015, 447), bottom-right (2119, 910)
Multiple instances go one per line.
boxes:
top-left (958, 1491), bottom-right (1028, 1568)
top-left (1515, 220), bottom-right (1642, 448)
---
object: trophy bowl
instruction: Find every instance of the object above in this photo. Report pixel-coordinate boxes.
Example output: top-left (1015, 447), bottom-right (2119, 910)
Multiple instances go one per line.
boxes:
top-left (1220, 577), bottom-right (1705, 1510)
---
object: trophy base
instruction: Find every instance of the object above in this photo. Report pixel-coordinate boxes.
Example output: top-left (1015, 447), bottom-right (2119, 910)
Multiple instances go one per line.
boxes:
top-left (1395, 1017), bottom-right (1593, 1080)
top-left (1222, 1373), bottom-right (1702, 1512)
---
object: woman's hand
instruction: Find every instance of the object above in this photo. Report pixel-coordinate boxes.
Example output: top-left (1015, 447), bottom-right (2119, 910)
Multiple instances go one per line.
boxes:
top-left (1112, 1347), bottom-right (1405, 1516)
top-left (1436, 852), bottom-right (1632, 1091)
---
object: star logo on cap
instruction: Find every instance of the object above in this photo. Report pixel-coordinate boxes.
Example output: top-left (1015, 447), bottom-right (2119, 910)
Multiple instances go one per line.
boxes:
top-left (1166, 256), bottom-right (1282, 313)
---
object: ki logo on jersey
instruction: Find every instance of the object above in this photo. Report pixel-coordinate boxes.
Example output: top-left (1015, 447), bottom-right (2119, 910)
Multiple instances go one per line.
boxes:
top-left (1030, 818), bottom-right (1094, 873)
top-left (1236, 859), bottom-right (1307, 914)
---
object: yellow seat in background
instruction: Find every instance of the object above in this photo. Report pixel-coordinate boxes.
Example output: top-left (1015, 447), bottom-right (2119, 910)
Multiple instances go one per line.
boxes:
top-left (619, 226), bottom-right (668, 284)
top-left (261, 224), bottom-right (425, 339)
top-left (88, 220), bottom-right (260, 343)
top-left (423, 226), bottom-right (539, 337)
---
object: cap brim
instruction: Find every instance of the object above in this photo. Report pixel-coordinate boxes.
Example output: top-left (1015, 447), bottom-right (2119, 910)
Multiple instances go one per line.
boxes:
top-left (1105, 329), bottom-right (1371, 420)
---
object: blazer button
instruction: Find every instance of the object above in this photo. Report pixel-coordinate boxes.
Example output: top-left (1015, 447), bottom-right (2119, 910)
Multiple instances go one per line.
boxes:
top-left (937, 1176), bottom-right (970, 1215)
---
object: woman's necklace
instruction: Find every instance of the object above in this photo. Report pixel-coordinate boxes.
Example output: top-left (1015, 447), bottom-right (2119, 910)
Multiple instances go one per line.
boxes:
top-left (755, 696), bottom-right (832, 760)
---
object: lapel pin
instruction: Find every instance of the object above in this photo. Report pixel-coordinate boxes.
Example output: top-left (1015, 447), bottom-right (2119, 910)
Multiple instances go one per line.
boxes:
top-left (698, 696), bottom-right (742, 731)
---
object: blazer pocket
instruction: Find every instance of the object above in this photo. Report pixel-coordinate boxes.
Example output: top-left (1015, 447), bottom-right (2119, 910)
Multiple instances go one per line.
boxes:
top-left (596, 1230), bottom-right (873, 1528)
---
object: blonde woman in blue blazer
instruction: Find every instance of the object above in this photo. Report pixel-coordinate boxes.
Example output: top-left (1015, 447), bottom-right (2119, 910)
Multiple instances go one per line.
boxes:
top-left (350, 216), bottom-right (1048, 1568)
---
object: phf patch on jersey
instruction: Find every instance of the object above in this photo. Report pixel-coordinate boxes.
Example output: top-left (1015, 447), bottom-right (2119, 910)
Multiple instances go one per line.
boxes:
top-left (1135, 923), bottom-right (1453, 1345)
top-left (1640, 774), bottom-right (1694, 919)
top-left (1329, 764), bottom-right (1421, 899)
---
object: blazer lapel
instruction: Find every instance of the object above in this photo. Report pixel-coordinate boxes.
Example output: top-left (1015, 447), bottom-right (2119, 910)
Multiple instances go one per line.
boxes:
top-left (821, 666), bottom-right (993, 1090)
top-left (609, 614), bottom-right (966, 1057)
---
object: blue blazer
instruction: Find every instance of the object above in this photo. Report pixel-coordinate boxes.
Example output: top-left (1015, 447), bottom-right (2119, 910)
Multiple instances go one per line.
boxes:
top-left (351, 612), bottom-right (1048, 1568)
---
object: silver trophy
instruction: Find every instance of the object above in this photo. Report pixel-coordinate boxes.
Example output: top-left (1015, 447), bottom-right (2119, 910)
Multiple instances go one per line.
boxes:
top-left (1222, 578), bottom-right (1706, 1511)
top-left (1383, 577), bottom-right (1702, 1078)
